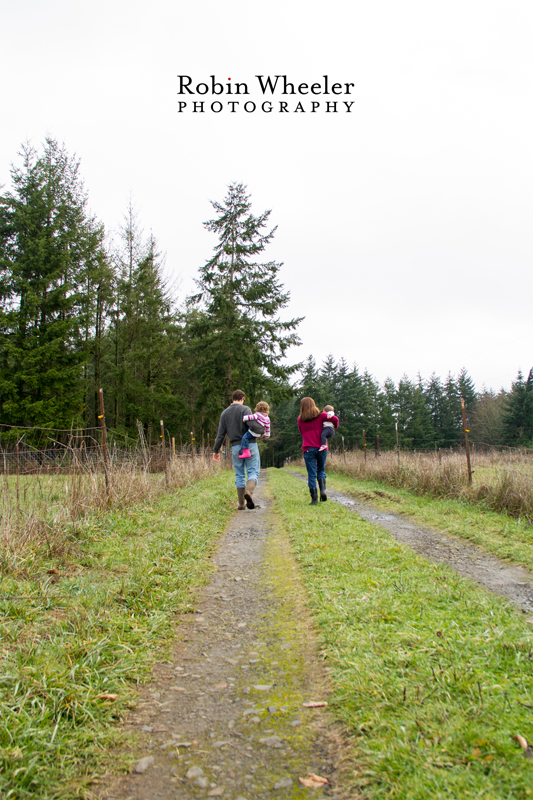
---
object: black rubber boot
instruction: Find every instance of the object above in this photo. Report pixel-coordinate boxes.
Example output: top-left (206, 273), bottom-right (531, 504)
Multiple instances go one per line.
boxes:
top-left (237, 487), bottom-right (246, 510)
top-left (309, 488), bottom-right (318, 505)
top-left (318, 478), bottom-right (327, 501)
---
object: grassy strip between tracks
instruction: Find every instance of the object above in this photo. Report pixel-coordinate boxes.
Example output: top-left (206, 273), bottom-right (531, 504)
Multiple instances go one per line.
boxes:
top-left (292, 465), bottom-right (533, 573)
top-left (0, 470), bottom-right (236, 800)
top-left (269, 468), bottom-right (533, 800)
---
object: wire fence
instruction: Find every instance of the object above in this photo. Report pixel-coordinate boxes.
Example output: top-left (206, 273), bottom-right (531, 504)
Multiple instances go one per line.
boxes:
top-left (0, 422), bottom-right (225, 475)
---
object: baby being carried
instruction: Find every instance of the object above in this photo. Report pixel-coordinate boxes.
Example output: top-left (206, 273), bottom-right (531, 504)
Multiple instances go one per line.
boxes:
top-left (238, 401), bottom-right (271, 459)
top-left (319, 404), bottom-right (336, 452)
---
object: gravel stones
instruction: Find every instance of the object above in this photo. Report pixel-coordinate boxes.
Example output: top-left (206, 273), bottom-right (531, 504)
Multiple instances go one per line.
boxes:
top-left (185, 765), bottom-right (204, 779)
top-left (133, 756), bottom-right (154, 774)
top-left (273, 776), bottom-right (293, 789)
top-left (258, 735), bottom-right (283, 748)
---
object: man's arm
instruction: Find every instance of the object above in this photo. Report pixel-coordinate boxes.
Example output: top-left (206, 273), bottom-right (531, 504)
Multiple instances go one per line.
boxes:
top-left (213, 412), bottom-right (228, 454)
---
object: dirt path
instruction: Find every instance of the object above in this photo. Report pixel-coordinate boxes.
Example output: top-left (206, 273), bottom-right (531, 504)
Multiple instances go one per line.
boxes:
top-left (99, 475), bottom-right (339, 800)
top-left (287, 470), bottom-right (533, 615)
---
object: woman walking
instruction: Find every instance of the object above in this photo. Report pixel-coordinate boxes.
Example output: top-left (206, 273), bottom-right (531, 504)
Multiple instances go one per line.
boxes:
top-left (297, 397), bottom-right (339, 504)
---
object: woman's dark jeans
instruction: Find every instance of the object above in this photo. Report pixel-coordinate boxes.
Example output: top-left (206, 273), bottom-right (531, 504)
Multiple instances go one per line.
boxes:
top-left (303, 447), bottom-right (327, 489)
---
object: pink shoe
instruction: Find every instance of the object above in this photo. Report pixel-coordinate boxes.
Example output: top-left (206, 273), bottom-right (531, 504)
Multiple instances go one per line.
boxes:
top-left (239, 448), bottom-right (251, 459)
top-left (318, 445), bottom-right (328, 452)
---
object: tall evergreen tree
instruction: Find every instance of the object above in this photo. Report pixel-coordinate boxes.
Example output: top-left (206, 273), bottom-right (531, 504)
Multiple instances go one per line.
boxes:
top-left (502, 369), bottom-right (533, 444)
top-left (360, 370), bottom-right (383, 446)
top-left (318, 354), bottom-right (338, 401)
top-left (186, 183), bottom-right (302, 408)
top-left (299, 355), bottom-right (322, 401)
top-left (335, 360), bottom-right (367, 449)
top-left (101, 205), bottom-right (180, 436)
top-left (0, 139), bottom-right (105, 427)
top-left (84, 248), bottom-right (114, 429)
top-left (425, 373), bottom-right (447, 448)
top-left (457, 367), bottom-right (477, 412)
top-left (394, 375), bottom-right (433, 449)
top-left (442, 373), bottom-right (463, 447)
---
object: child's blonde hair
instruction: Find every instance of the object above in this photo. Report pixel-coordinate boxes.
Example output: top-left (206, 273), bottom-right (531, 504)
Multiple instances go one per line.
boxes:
top-left (255, 401), bottom-right (269, 414)
top-left (323, 404), bottom-right (334, 412)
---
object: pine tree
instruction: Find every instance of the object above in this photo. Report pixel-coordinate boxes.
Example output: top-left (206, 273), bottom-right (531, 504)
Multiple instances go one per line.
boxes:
top-left (335, 360), bottom-right (367, 449)
top-left (441, 373), bottom-right (463, 447)
top-left (394, 376), bottom-right (433, 449)
top-left (186, 183), bottom-right (302, 408)
top-left (299, 356), bottom-right (322, 402)
top-left (425, 373), bottom-right (447, 448)
top-left (318, 354), bottom-right (338, 401)
top-left (502, 369), bottom-right (533, 444)
top-left (457, 367), bottom-right (477, 412)
top-left (102, 206), bottom-right (180, 436)
top-left (0, 139), bottom-right (105, 427)
top-left (360, 370), bottom-right (383, 446)
top-left (84, 249), bottom-right (115, 429)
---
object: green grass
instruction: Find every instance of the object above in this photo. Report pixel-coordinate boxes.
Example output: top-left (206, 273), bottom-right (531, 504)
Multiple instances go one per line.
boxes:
top-left (269, 468), bottom-right (533, 799)
top-left (0, 471), bottom-right (236, 800)
top-left (291, 466), bottom-right (533, 572)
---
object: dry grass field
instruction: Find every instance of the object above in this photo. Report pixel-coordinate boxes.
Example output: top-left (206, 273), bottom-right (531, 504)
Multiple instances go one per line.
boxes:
top-left (0, 453), bottom-right (222, 574)
top-left (325, 448), bottom-right (533, 521)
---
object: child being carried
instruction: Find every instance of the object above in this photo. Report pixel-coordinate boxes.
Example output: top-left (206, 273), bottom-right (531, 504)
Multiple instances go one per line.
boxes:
top-left (239, 401), bottom-right (271, 459)
top-left (319, 404), bottom-right (336, 452)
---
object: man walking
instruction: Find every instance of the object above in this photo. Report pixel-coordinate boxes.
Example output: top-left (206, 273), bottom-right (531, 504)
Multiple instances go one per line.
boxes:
top-left (212, 390), bottom-right (261, 510)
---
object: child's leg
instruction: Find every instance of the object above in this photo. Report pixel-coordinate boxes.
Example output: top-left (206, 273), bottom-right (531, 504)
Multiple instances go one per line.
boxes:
top-left (319, 427), bottom-right (335, 452)
top-left (240, 429), bottom-right (253, 452)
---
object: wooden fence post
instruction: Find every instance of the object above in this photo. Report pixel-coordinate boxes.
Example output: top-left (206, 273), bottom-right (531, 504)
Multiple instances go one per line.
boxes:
top-left (363, 429), bottom-right (367, 465)
top-left (98, 388), bottom-right (110, 501)
top-left (160, 420), bottom-right (169, 484)
top-left (396, 420), bottom-right (400, 466)
top-left (461, 397), bottom-right (473, 485)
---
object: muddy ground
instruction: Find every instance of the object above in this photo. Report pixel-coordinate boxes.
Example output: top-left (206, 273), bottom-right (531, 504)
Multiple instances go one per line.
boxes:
top-left (98, 469), bottom-right (533, 800)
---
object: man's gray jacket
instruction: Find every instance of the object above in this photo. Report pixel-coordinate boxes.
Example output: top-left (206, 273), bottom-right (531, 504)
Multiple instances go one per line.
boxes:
top-left (213, 403), bottom-right (253, 452)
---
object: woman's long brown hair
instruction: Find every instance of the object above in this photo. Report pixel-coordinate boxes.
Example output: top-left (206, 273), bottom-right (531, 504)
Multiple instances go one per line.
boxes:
top-left (299, 397), bottom-right (321, 422)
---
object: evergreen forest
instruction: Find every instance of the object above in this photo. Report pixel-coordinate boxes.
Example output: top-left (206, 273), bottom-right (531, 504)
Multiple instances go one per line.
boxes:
top-left (0, 138), bottom-right (531, 462)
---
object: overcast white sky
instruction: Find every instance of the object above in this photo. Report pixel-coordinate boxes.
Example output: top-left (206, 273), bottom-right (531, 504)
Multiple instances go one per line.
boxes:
top-left (2, 0), bottom-right (532, 392)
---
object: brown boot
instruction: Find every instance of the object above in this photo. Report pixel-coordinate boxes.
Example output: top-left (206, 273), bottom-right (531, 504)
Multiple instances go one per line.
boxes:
top-left (244, 479), bottom-right (257, 509)
top-left (236, 487), bottom-right (246, 510)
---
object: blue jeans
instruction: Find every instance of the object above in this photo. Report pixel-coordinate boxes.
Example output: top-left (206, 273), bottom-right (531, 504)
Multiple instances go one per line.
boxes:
top-left (231, 442), bottom-right (260, 488)
top-left (303, 447), bottom-right (327, 489)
